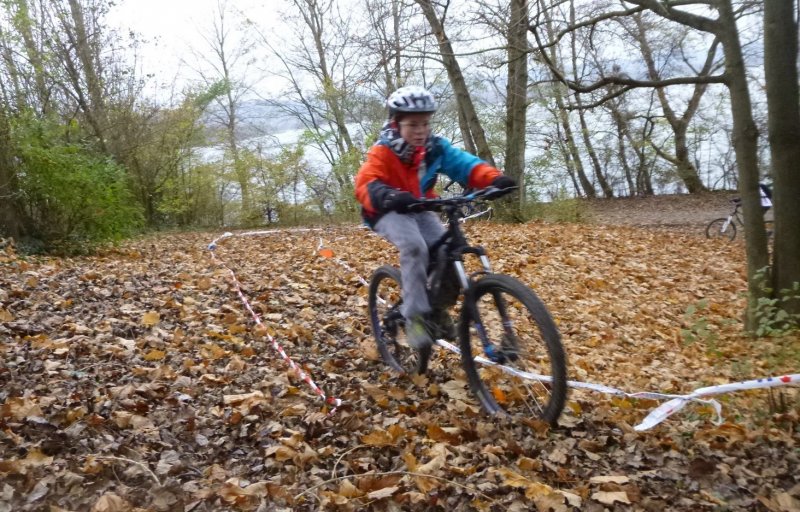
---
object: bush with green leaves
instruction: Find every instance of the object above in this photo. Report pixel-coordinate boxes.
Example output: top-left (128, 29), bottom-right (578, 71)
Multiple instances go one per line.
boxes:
top-left (13, 119), bottom-right (143, 252)
top-left (751, 267), bottom-right (800, 337)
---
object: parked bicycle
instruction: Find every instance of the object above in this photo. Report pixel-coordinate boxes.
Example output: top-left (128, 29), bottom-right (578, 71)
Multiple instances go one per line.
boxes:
top-left (367, 186), bottom-right (568, 425)
top-left (706, 198), bottom-right (744, 240)
top-left (706, 197), bottom-right (774, 241)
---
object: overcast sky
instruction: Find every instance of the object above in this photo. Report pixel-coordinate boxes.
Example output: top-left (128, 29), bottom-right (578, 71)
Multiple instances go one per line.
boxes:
top-left (107, 0), bottom-right (276, 97)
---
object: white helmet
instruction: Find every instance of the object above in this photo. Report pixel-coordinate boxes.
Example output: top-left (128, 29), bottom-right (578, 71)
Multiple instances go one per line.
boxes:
top-left (386, 86), bottom-right (438, 117)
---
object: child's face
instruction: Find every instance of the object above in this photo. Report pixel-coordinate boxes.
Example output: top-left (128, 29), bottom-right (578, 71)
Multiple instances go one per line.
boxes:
top-left (397, 113), bottom-right (433, 147)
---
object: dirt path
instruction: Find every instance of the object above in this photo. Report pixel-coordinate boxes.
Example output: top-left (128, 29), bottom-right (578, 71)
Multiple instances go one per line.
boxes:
top-left (582, 191), bottom-right (739, 228)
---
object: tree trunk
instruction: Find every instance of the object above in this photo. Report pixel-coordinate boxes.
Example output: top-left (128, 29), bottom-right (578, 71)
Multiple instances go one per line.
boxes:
top-left (67, 0), bottom-right (108, 150)
top-left (505, 0), bottom-right (529, 215)
top-left (0, 22), bottom-right (26, 112)
top-left (554, 92), bottom-right (594, 197)
top-left (577, 105), bottom-right (613, 197)
top-left (554, 120), bottom-right (581, 196)
top-left (456, 108), bottom-right (478, 155)
top-left (609, 106), bottom-right (635, 195)
top-left (0, 108), bottom-right (25, 238)
top-left (296, 0), bottom-right (355, 155)
top-left (568, 1), bottom-right (612, 198)
top-left (764, 0), bottom-right (800, 315)
top-left (717, 0), bottom-right (770, 329)
top-left (541, 3), bottom-right (594, 197)
top-left (415, 0), bottom-right (495, 166)
top-left (12, 0), bottom-right (49, 114)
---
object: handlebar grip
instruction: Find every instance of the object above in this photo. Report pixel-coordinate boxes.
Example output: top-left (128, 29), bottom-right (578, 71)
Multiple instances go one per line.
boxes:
top-left (480, 185), bottom-right (517, 200)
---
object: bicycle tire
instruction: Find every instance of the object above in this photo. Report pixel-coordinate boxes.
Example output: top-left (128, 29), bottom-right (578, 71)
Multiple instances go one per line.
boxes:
top-left (705, 217), bottom-right (736, 241)
top-left (368, 265), bottom-right (431, 375)
top-left (459, 274), bottom-right (567, 426)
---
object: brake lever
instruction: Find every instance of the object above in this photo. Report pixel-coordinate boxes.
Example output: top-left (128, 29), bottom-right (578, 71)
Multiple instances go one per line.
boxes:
top-left (481, 185), bottom-right (518, 200)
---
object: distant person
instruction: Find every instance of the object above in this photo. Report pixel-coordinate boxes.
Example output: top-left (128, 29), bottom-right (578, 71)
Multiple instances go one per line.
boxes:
top-left (354, 85), bottom-right (515, 350)
top-left (759, 182), bottom-right (772, 211)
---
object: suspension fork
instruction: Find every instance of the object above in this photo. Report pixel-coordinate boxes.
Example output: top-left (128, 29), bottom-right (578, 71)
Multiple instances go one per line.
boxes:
top-left (455, 248), bottom-right (510, 363)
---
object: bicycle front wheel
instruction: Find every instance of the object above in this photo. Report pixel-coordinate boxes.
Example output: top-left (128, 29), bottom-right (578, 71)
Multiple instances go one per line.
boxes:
top-left (459, 274), bottom-right (567, 426)
top-left (705, 217), bottom-right (736, 240)
top-left (368, 265), bottom-right (431, 375)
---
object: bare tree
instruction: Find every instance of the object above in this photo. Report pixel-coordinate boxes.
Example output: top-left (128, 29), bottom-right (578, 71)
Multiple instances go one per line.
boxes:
top-left (621, 12), bottom-right (718, 193)
top-left (361, 0), bottom-right (423, 96)
top-left (603, 91), bottom-right (659, 196)
top-left (530, 0), bottom-right (779, 329)
top-left (187, 0), bottom-right (259, 221)
top-left (504, 0), bottom-right (530, 212)
top-left (565, 0), bottom-right (614, 197)
top-left (8, 0), bottom-right (50, 114)
top-left (539, 2), bottom-right (595, 197)
top-left (255, 0), bottom-right (387, 215)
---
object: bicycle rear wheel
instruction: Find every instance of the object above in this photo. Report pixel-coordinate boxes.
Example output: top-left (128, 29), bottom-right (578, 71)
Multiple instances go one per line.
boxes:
top-left (459, 274), bottom-right (567, 425)
top-left (368, 265), bottom-right (431, 375)
top-left (705, 217), bottom-right (736, 240)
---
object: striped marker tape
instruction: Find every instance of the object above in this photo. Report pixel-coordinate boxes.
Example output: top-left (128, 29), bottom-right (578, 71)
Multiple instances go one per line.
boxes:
top-left (316, 237), bottom-right (799, 431)
top-left (208, 230), bottom-right (342, 414)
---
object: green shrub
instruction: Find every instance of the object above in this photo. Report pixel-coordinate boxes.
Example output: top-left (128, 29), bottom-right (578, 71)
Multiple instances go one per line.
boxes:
top-left (751, 267), bottom-right (800, 337)
top-left (13, 119), bottom-right (143, 252)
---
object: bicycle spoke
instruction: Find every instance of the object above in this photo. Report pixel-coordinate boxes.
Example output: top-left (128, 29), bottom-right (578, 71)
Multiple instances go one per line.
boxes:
top-left (368, 266), bottom-right (430, 374)
top-left (461, 275), bottom-right (567, 424)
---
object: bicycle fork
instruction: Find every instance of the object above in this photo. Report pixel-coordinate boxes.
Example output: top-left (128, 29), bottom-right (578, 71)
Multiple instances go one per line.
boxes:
top-left (455, 254), bottom-right (517, 364)
top-left (720, 216), bottom-right (732, 233)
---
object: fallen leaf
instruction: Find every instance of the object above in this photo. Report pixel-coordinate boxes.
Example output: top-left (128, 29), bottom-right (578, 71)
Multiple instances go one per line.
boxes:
top-left (143, 349), bottom-right (166, 361)
top-left (366, 486), bottom-right (398, 500)
top-left (91, 493), bottom-right (132, 512)
top-left (592, 491), bottom-right (631, 505)
top-left (590, 475), bottom-right (630, 484)
top-left (361, 430), bottom-right (394, 447)
top-left (141, 311), bottom-right (160, 326)
top-left (440, 380), bottom-right (470, 401)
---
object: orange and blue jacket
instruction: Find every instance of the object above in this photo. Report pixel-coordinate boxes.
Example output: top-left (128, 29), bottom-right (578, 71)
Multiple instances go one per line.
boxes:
top-left (354, 136), bottom-right (500, 226)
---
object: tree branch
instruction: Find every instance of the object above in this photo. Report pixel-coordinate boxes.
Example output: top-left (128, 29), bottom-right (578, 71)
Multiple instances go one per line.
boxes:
top-left (529, 3), bottom-right (648, 51)
top-left (621, 0), bottom-right (720, 33)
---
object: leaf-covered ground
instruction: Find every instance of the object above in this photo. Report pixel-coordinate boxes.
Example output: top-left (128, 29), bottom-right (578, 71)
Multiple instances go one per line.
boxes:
top-left (0, 222), bottom-right (798, 512)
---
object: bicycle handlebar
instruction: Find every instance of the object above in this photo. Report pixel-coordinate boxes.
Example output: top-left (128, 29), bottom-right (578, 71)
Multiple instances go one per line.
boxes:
top-left (410, 186), bottom-right (518, 211)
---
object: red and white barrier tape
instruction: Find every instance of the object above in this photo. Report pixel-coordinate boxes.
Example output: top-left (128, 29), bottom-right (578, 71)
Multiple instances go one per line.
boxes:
top-left (634, 374), bottom-right (799, 431)
top-left (317, 238), bottom-right (371, 289)
top-left (316, 238), bottom-right (799, 431)
top-left (208, 231), bottom-right (342, 413)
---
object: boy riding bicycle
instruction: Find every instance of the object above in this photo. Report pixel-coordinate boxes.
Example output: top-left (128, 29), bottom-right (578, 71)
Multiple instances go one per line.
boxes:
top-left (354, 85), bottom-right (516, 350)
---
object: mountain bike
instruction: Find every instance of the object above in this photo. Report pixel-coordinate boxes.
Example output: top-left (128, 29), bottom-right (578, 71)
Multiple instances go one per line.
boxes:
top-left (706, 197), bottom-right (773, 241)
top-left (367, 187), bottom-right (568, 425)
top-left (705, 198), bottom-right (743, 240)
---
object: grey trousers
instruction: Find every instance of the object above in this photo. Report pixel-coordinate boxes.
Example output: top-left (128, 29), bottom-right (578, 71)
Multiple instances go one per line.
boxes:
top-left (374, 211), bottom-right (446, 319)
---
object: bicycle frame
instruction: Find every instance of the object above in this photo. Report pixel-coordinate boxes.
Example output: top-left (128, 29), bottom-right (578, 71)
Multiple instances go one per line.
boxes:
top-left (416, 187), bottom-right (518, 363)
top-left (374, 193), bottom-right (498, 340)
top-left (726, 203), bottom-right (744, 227)
top-left (426, 195), bottom-right (494, 293)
